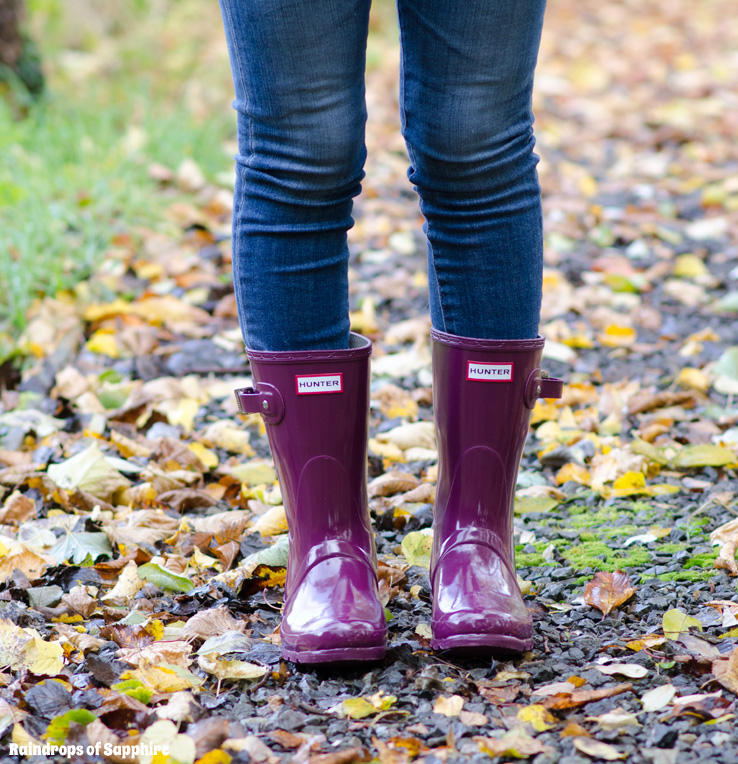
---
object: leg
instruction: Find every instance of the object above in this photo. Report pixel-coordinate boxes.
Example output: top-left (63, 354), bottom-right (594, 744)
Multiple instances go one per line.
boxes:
top-left (218, 0), bottom-right (372, 350)
top-left (397, 0), bottom-right (547, 340)
top-left (396, 0), bottom-right (557, 654)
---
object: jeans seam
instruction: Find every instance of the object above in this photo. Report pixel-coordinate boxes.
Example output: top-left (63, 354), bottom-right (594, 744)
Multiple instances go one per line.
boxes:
top-left (223, 1), bottom-right (253, 163)
top-left (396, 0), bottom-right (448, 333)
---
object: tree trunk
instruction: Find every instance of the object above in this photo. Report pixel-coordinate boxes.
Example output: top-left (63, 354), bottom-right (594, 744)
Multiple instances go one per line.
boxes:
top-left (0, 0), bottom-right (24, 71)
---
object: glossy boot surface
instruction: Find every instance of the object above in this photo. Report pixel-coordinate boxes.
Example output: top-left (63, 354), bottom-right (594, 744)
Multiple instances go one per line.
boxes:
top-left (235, 334), bottom-right (386, 664)
top-left (430, 329), bottom-right (563, 654)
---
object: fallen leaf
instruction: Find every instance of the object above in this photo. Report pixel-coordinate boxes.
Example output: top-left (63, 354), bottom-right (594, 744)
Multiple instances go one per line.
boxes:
top-left (710, 518), bottom-right (738, 576)
top-left (47, 444), bottom-right (130, 501)
top-left (368, 471), bottom-right (420, 498)
top-left (475, 728), bottom-right (553, 758)
top-left (400, 530), bottom-right (433, 569)
top-left (542, 684), bottom-right (633, 710)
top-left (376, 422), bottom-right (436, 451)
top-left (517, 705), bottom-right (556, 731)
top-left (584, 571), bottom-right (637, 617)
top-left (641, 684), bottom-right (677, 712)
top-left (433, 695), bottom-right (464, 717)
top-left (584, 708), bottom-right (641, 729)
top-left (663, 608), bottom-right (703, 639)
top-left (594, 663), bottom-right (648, 679)
top-left (573, 737), bottom-right (627, 761)
top-left (197, 656), bottom-right (267, 681)
top-left (712, 647), bottom-right (738, 695)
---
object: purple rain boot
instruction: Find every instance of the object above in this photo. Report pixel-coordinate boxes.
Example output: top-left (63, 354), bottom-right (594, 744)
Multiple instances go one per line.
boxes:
top-left (234, 333), bottom-right (386, 664)
top-left (430, 329), bottom-right (563, 654)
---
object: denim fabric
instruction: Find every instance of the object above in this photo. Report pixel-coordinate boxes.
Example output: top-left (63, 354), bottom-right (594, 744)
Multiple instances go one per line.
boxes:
top-left (219, 0), bottom-right (546, 351)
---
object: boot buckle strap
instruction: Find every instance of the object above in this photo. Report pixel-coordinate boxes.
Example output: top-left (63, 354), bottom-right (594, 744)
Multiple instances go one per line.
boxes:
top-left (235, 383), bottom-right (285, 424)
top-left (524, 369), bottom-right (564, 408)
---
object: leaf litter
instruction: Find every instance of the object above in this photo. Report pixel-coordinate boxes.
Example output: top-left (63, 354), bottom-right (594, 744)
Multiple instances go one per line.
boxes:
top-left (2, 0), bottom-right (738, 761)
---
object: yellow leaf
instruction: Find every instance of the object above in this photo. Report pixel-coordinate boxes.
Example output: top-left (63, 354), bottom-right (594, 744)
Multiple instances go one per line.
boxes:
top-left (555, 463), bottom-right (591, 486)
top-left (369, 438), bottom-right (405, 462)
top-left (349, 297), bottom-right (379, 334)
top-left (228, 460), bottom-right (276, 486)
top-left (195, 751), bottom-right (232, 764)
top-left (24, 634), bottom-right (64, 676)
top-left (434, 695), bottom-right (464, 717)
top-left (611, 471), bottom-right (647, 497)
top-left (676, 367), bottom-right (710, 393)
top-left (188, 443), bottom-right (219, 470)
top-left (123, 665), bottom-right (201, 694)
top-left (401, 531), bottom-right (433, 570)
top-left (86, 330), bottom-right (120, 358)
top-left (674, 254), bottom-right (708, 279)
top-left (164, 398), bottom-right (200, 434)
top-left (663, 608), bottom-right (702, 639)
top-left (599, 325), bottom-right (637, 348)
top-left (197, 656), bottom-right (267, 681)
top-left (530, 401), bottom-right (560, 425)
top-left (669, 444), bottom-right (737, 469)
top-left (250, 505), bottom-right (288, 537)
top-left (340, 697), bottom-right (380, 719)
top-left (626, 634), bottom-right (667, 651)
top-left (518, 704), bottom-right (556, 731)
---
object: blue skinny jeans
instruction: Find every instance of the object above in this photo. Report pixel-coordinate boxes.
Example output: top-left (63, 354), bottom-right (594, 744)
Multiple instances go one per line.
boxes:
top-left (218, 0), bottom-right (546, 351)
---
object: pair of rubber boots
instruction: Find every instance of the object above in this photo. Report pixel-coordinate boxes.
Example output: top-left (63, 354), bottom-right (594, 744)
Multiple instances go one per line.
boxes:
top-left (235, 329), bottom-right (562, 664)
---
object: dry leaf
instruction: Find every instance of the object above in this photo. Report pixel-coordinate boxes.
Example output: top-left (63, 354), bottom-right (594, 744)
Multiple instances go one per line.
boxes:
top-left (641, 684), bottom-right (677, 712)
top-left (180, 607), bottom-right (248, 641)
top-left (595, 663), bottom-right (648, 679)
top-left (583, 571), bottom-right (637, 617)
top-left (475, 728), bottom-right (553, 758)
top-left (710, 518), bottom-right (738, 576)
top-left (712, 647), bottom-right (738, 695)
top-left (542, 683), bottom-right (633, 710)
top-left (573, 737), bottom-right (627, 761)
top-left (368, 471), bottom-right (420, 498)
top-left (433, 695), bottom-right (464, 717)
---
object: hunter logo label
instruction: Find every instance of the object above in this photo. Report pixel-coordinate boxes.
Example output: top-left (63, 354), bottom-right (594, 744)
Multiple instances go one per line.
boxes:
top-left (467, 362), bottom-right (513, 382)
top-left (295, 373), bottom-right (343, 394)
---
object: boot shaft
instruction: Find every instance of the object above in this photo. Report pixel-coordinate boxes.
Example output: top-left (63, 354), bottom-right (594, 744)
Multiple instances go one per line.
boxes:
top-left (235, 334), bottom-right (374, 588)
top-left (431, 329), bottom-right (562, 569)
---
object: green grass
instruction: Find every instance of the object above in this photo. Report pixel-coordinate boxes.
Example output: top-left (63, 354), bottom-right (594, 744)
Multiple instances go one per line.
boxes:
top-left (0, 0), bottom-right (236, 333)
top-left (0, 93), bottom-right (232, 330)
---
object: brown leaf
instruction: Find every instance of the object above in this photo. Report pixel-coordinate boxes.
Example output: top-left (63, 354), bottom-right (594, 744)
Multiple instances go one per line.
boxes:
top-left (180, 606), bottom-right (248, 641)
top-left (117, 640), bottom-right (192, 669)
top-left (368, 471), bottom-right (420, 498)
top-left (713, 647), bottom-right (738, 696)
top-left (627, 390), bottom-right (695, 416)
top-left (157, 488), bottom-right (218, 512)
top-left (710, 518), bottom-right (738, 576)
top-left (542, 683), bottom-right (634, 710)
top-left (308, 749), bottom-right (367, 764)
top-left (0, 492), bottom-right (35, 525)
top-left (478, 685), bottom-right (521, 705)
top-left (583, 571), bottom-right (637, 617)
top-left (61, 585), bottom-right (98, 618)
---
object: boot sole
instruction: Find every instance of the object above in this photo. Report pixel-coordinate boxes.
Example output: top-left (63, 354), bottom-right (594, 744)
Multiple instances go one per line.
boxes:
top-left (432, 633), bottom-right (532, 656)
top-left (282, 644), bottom-right (386, 665)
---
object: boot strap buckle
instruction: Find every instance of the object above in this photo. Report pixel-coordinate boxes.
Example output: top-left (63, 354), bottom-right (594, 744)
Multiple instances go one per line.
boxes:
top-left (235, 384), bottom-right (285, 424)
top-left (524, 369), bottom-right (564, 408)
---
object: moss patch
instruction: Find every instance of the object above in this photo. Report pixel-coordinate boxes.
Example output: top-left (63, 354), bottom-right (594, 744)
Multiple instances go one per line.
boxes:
top-left (656, 570), bottom-right (715, 583)
top-left (562, 541), bottom-right (650, 572)
top-left (684, 551), bottom-right (719, 569)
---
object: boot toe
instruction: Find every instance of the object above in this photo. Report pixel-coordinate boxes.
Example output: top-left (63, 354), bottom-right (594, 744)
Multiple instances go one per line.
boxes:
top-left (281, 557), bottom-right (386, 661)
top-left (431, 545), bottom-right (532, 650)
